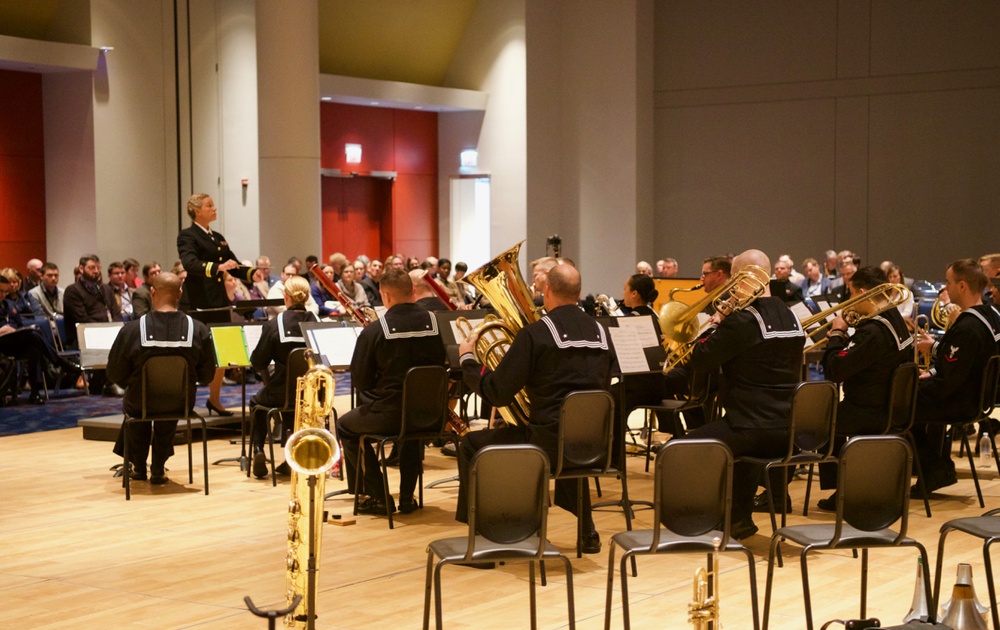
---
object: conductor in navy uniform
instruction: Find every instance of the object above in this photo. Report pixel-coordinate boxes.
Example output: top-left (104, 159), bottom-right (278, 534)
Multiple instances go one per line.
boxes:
top-left (176, 193), bottom-right (255, 415)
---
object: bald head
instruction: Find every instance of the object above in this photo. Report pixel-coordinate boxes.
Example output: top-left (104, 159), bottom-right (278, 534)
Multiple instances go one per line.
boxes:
top-left (151, 271), bottom-right (183, 310)
top-left (731, 249), bottom-right (771, 296)
top-left (544, 263), bottom-right (581, 309)
top-left (409, 269), bottom-right (434, 299)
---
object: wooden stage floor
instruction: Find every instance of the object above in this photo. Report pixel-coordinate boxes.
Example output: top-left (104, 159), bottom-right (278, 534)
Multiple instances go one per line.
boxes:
top-left (2, 408), bottom-right (998, 629)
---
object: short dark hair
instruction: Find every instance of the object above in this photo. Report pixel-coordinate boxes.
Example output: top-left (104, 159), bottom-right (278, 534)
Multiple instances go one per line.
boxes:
top-left (949, 258), bottom-right (988, 294)
top-left (142, 261), bottom-right (160, 279)
top-left (438, 258), bottom-right (451, 268)
top-left (703, 256), bottom-right (732, 276)
top-left (380, 268), bottom-right (413, 298)
top-left (79, 254), bottom-right (100, 266)
top-left (305, 255), bottom-right (319, 266)
top-left (849, 265), bottom-right (887, 292)
top-left (108, 261), bottom-right (124, 273)
top-left (123, 258), bottom-right (140, 272)
top-left (455, 262), bottom-right (468, 272)
top-left (41, 262), bottom-right (58, 273)
top-left (627, 274), bottom-right (658, 303)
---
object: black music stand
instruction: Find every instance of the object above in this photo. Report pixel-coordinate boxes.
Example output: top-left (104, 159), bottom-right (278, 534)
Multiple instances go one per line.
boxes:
top-left (300, 321), bottom-right (361, 500)
top-left (423, 310), bottom-right (493, 490)
top-left (592, 315), bottom-right (662, 519)
top-left (208, 323), bottom-right (256, 471)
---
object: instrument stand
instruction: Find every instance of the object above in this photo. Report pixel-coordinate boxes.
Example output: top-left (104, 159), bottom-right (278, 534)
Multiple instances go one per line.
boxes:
top-left (592, 373), bottom-right (654, 519)
top-left (212, 365), bottom-right (250, 471)
top-left (244, 594), bottom-right (301, 630)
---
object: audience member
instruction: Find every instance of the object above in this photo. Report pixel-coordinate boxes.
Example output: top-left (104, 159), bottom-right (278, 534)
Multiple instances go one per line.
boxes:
top-left (23, 259), bottom-right (43, 292)
top-left (798, 257), bottom-right (831, 297)
top-left (123, 258), bottom-right (141, 288)
top-left (106, 261), bottom-right (134, 320)
top-left (635, 260), bottom-right (653, 277)
top-left (336, 263), bottom-right (369, 308)
top-left (657, 258), bottom-right (679, 277)
top-left (131, 262), bottom-right (161, 318)
top-left (361, 259), bottom-right (384, 307)
top-left (267, 263), bottom-right (319, 319)
top-left (777, 254), bottom-right (805, 285)
top-left (772, 258), bottom-right (804, 303)
top-left (27, 262), bottom-right (64, 318)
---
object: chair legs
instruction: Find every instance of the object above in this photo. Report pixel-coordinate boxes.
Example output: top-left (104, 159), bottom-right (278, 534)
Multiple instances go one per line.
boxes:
top-left (904, 431), bottom-right (932, 517)
top-left (960, 430), bottom-right (987, 509)
top-left (122, 415), bottom-right (208, 500)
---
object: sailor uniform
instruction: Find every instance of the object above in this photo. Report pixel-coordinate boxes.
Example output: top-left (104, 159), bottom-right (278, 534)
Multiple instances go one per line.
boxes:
top-left (337, 302), bottom-right (447, 502)
top-left (109, 311), bottom-right (215, 471)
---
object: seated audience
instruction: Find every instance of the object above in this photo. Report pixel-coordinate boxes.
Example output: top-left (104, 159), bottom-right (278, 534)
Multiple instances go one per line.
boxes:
top-left (27, 262), bottom-right (64, 318)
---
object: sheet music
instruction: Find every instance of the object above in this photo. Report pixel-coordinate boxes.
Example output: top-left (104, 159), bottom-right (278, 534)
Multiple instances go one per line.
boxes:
top-left (616, 316), bottom-right (659, 347)
top-left (307, 326), bottom-right (360, 368)
top-left (243, 324), bottom-right (264, 354)
top-left (608, 326), bottom-right (650, 374)
top-left (815, 300), bottom-right (831, 312)
top-left (450, 318), bottom-right (485, 343)
top-left (789, 301), bottom-right (814, 323)
top-left (83, 326), bottom-right (122, 350)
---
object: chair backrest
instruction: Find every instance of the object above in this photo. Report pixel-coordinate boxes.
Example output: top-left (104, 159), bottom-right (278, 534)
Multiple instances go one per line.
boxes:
top-left (653, 439), bottom-right (733, 548)
top-left (554, 390), bottom-right (615, 476)
top-left (787, 380), bottom-right (838, 458)
top-left (141, 355), bottom-right (191, 418)
top-left (978, 355), bottom-right (1000, 417)
top-left (400, 365), bottom-right (450, 435)
top-left (466, 445), bottom-right (550, 557)
top-left (833, 435), bottom-right (912, 544)
top-left (885, 362), bottom-right (919, 433)
top-left (282, 348), bottom-right (312, 409)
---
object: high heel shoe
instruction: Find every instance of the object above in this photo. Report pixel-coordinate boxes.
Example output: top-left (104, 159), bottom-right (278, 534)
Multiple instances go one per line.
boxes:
top-left (206, 399), bottom-right (234, 417)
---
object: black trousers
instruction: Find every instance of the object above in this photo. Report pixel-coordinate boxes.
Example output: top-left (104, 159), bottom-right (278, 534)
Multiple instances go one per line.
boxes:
top-left (0, 328), bottom-right (73, 392)
top-left (336, 404), bottom-right (420, 501)
top-left (676, 420), bottom-right (788, 523)
top-left (454, 423), bottom-right (595, 535)
top-left (113, 418), bottom-right (179, 472)
top-left (249, 390), bottom-right (292, 452)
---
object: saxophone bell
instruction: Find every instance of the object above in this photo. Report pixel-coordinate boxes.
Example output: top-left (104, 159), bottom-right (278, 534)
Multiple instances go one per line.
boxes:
top-left (285, 427), bottom-right (339, 476)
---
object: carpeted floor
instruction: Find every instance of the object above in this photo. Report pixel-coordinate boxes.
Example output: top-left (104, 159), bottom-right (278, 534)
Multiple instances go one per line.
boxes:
top-left (0, 377), bottom-right (353, 437)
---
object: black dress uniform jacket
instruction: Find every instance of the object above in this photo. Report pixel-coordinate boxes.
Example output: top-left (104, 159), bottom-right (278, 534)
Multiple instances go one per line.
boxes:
top-left (107, 311), bottom-right (216, 417)
top-left (688, 296), bottom-right (805, 429)
top-left (250, 306), bottom-right (317, 407)
top-left (177, 224), bottom-right (254, 309)
top-left (917, 303), bottom-right (1000, 423)
top-left (822, 307), bottom-right (912, 432)
top-left (351, 302), bottom-right (448, 413)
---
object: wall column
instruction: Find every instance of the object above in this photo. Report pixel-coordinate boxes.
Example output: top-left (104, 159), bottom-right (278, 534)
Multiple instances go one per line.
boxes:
top-left (256, 0), bottom-right (321, 264)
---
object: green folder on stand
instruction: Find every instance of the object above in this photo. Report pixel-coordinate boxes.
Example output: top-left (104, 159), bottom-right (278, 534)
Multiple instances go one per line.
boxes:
top-left (212, 325), bottom-right (251, 368)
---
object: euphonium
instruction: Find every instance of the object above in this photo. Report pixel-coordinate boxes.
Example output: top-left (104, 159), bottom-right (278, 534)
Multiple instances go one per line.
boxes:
top-left (660, 265), bottom-right (770, 373)
top-left (799, 283), bottom-right (911, 351)
top-left (454, 242), bottom-right (538, 426)
top-left (284, 351), bottom-right (338, 629)
top-left (688, 536), bottom-right (722, 629)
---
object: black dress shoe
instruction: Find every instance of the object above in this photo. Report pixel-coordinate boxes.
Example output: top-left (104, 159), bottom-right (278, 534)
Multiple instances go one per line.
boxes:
top-left (205, 400), bottom-right (234, 417)
top-left (150, 467), bottom-right (168, 485)
top-left (124, 464), bottom-right (147, 482)
top-left (357, 495), bottom-right (396, 515)
top-left (816, 493), bottom-right (837, 512)
top-left (27, 391), bottom-right (45, 405)
top-left (252, 451), bottom-right (269, 479)
top-left (731, 519), bottom-right (759, 540)
top-left (752, 490), bottom-right (791, 513)
top-left (581, 531), bottom-right (602, 554)
top-left (398, 495), bottom-right (418, 514)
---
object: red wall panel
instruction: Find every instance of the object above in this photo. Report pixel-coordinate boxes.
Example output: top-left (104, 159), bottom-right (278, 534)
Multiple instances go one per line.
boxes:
top-left (319, 102), bottom-right (438, 259)
top-left (321, 176), bottom-right (393, 262)
top-left (0, 70), bottom-right (45, 269)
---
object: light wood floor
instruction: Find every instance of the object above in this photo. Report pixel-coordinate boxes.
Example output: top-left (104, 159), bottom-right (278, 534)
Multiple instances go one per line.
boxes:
top-left (2, 402), bottom-right (998, 629)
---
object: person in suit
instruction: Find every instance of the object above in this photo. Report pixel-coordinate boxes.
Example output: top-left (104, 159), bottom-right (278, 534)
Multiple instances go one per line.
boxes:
top-left (798, 257), bottom-right (832, 298)
top-left (177, 193), bottom-right (255, 415)
top-left (772, 258), bottom-right (804, 303)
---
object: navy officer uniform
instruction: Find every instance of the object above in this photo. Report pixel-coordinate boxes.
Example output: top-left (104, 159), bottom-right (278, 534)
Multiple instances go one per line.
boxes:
top-left (177, 223), bottom-right (255, 310)
top-left (109, 311), bottom-right (216, 480)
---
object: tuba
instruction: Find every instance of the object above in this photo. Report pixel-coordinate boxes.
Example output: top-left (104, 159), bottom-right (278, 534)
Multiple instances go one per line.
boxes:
top-left (660, 265), bottom-right (770, 373)
top-left (283, 352), bottom-right (338, 629)
top-left (454, 242), bottom-right (539, 426)
top-left (799, 283), bottom-right (911, 351)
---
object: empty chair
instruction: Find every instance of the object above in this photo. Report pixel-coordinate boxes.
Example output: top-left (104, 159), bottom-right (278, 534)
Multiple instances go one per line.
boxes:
top-left (423, 445), bottom-right (575, 630)
top-left (604, 438), bottom-right (759, 630)
top-left (632, 369), bottom-right (714, 471)
top-left (761, 435), bottom-right (932, 630)
top-left (122, 355), bottom-right (209, 500)
top-left (353, 365), bottom-right (451, 529)
top-left (933, 507), bottom-right (1000, 630)
top-left (951, 354), bottom-right (1000, 508)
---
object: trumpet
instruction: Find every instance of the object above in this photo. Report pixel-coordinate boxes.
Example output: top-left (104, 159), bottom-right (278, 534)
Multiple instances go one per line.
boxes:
top-left (659, 266), bottom-right (769, 373)
top-left (913, 313), bottom-right (933, 372)
top-left (799, 283), bottom-right (911, 351)
top-left (688, 536), bottom-right (722, 628)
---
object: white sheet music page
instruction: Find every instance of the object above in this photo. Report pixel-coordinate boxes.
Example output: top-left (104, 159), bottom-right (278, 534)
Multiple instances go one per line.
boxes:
top-left (608, 326), bottom-right (650, 374)
top-left (616, 315), bottom-right (659, 347)
top-left (450, 318), bottom-right (485, 343)
top-left (84, 326), bottom-right (122, 349)
top-left (243, 324), bottom-right (264, 354)
top-left (789, 301), bottom-right (814, 323)
top-left (307, 327), bottom-right (360, 368)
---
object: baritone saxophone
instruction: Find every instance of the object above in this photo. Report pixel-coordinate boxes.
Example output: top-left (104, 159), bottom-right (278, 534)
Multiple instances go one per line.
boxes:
top-left (283, 351), bottom-right (339, 630)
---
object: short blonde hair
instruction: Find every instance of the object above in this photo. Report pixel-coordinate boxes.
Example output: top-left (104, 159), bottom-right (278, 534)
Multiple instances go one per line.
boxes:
top-left (283, 275), bottom-right (310, 306)
top-left (186, 193), bottom-right (210, 221)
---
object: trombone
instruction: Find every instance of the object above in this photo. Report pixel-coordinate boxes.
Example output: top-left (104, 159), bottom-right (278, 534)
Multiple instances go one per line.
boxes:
top-left (800, 283), bottom-right (911, 351)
